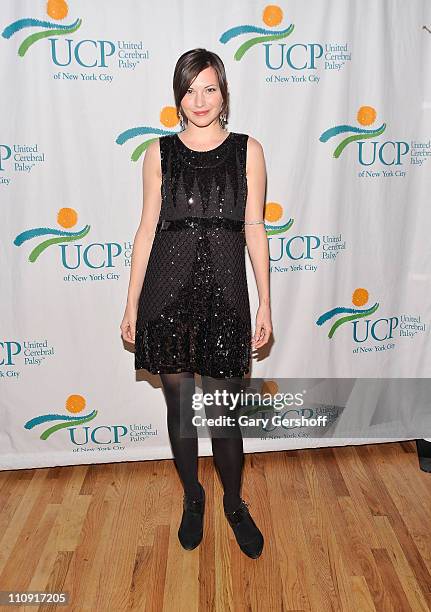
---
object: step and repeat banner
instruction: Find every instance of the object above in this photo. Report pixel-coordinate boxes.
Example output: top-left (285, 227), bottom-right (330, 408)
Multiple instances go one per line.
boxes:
top-left (1, 1), bottom-right (430, 469)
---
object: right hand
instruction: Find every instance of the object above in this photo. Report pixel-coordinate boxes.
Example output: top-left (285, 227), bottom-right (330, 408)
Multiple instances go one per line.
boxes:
top-left (120, 305), bottom-right (137, 344)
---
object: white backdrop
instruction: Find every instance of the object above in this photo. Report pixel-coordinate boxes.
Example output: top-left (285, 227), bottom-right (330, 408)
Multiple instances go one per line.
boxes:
top-left (1, 0), bottom-right (430, 469)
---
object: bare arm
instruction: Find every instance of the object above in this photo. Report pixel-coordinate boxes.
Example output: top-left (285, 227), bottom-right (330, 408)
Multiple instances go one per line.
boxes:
top-left (120, 139), bottom-right (162, 343)
top-left (244, 137), bottom-right (272, 348)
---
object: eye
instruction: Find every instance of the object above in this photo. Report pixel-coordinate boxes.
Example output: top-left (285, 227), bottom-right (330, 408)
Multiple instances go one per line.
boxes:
top-left (207, 87), bottom-right (216, 92)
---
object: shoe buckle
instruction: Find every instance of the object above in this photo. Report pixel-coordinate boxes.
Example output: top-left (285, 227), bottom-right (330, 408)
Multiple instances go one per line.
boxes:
top-left (226, 499), bottom-right (250, 524)
top-left (184, 497), bottom-right (203, 514)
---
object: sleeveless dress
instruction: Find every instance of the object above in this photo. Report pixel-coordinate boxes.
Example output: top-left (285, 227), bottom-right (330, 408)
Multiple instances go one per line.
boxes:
top-left (134, 131), bottom-right (251, 378)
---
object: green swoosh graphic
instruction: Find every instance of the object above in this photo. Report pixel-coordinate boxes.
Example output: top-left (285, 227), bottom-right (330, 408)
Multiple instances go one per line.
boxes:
top-left (18, 19), bottom-right (82, 56)
top-left (266, 218), bottom-right (294, 236)
top-left (29, 225), bottom-right (91, 262)
top-left (241, 404), bottom-right (278, 417)
top-left (40, 411), bottom-right (98, 440)
top-left (131, 137), bottom-right (158, 162)
top-left (235, 24), bottom-right (295, 61)
top-left (333, 124), bottom-right (386, 158)
top-left (328, 302), bottom-right (379, 338)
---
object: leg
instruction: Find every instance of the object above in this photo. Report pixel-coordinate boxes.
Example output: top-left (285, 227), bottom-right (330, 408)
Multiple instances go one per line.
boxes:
top-left (201, 375), bottom-right (244, 513)
top-left (201, 374), bottom-right (264, 559)
top-left (160, 371), bottom-right (202, 499)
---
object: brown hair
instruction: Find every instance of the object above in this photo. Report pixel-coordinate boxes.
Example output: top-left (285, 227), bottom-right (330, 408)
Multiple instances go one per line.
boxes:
top-left (173, 48), bottom-right (229, 127)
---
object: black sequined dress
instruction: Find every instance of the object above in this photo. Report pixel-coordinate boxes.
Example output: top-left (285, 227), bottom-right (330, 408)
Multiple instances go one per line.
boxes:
top-left (135, 131), bottom-right (251, 378)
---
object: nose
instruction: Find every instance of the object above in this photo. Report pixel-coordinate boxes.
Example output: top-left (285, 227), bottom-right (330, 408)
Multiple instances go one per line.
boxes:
top-left (195, 91), bottom-right (205, 107)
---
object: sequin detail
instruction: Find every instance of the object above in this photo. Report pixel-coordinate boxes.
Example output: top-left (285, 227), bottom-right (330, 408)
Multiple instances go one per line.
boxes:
top-left (135, 132), bottom-right (251, 378)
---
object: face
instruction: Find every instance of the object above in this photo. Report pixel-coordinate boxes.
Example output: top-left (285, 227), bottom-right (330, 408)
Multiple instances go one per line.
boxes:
top-left (180, 66), bottom-right (225, 129)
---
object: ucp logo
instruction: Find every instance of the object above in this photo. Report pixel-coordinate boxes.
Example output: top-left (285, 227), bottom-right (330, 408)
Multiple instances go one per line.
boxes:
top-left (320, 106), bottom-right (410, 166)
top-left (264, 202), bottom-right (321, 261)
top-left (2, 1), bottom-right (116, 67)
top-left (50, 38), bottom-right (115, 68)
top-left (59, 243), bottom-right (122, 269)
top-left (0, 341), bottom-right (21, 366)
top-left (316, 287), bottom-right (400, 344)
top-left (14, 208), bottom-right (123, 269)
top-left (0, 145), bottom-right (12, 170)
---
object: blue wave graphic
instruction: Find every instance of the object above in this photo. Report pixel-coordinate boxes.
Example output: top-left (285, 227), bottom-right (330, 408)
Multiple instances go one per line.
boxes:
top-left (319, 122), bottom-right (386, 142)
top-left (116, 127), bottom-right (177, 145)
top-left (14, 225), bottom-right (90, 246)
top-left (2, 17), bottom-right (81, 38)
top-left (316, 306), bottom-right (372, 325)
top-left (24, 410), bottom-right (97, 429)
top-left (220, 25), bottom-right (292, 43)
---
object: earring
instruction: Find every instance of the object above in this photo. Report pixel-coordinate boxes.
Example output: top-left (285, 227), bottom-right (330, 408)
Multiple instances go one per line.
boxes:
top-left (178, 110), bottom-right (185, 130)
top-left (219, 112), bottom-right (227, 129)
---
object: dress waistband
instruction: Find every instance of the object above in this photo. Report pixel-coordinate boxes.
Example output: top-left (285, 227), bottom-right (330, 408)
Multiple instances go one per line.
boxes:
top-left (155, 216), bottom-right (245, 233)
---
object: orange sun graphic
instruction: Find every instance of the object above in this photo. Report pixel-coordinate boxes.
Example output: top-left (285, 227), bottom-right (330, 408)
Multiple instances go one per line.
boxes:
top-left (352, 287), bottom-right (369, 307)
top-left (65, 394), bottom-right (86, 414)
top-left (357, 106), bottom-right (376, 126)
top-left (57, 207), bottom-right (78, 228)
top-left (261, 380), bottom-right (279, 396)
top-left (264, 202), bottom-right (283, 222)
top-left (160, 106), bottom-right (180, 128)
top-left (262, 5), bottom-right (283, 27)
top-left (47, 0), bottom-right (69, 20)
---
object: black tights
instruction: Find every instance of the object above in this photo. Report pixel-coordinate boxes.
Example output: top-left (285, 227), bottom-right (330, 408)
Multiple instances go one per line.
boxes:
top-left (160, 371), bottom-right (244, 513)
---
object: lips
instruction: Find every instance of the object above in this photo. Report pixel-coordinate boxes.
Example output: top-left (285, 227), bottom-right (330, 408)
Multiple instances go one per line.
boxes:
top-left (194, 110), bottom-right (209, 115)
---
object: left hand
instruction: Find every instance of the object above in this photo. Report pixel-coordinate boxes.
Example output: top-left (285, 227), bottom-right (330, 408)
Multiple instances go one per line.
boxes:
top-left (252, 303), bottom-right (272, 349)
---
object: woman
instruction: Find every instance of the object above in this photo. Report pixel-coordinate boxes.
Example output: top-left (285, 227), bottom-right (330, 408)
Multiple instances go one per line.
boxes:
top-left (120, 48), bottom-right (272, 559)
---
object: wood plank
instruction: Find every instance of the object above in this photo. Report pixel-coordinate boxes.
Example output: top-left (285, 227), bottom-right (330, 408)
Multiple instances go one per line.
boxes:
top-left (0, 442), bottom-right (430, 611)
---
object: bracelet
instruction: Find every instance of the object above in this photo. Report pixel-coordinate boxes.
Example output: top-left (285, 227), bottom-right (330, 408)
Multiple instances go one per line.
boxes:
top-left (244, 220), bottom-right (264, 225)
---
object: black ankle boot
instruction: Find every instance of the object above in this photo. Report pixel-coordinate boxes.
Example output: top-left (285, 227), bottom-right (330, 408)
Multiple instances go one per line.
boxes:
top-left (178, 483), bottom-right (205, 550)
top-left (416, 439), bottom-right (431, 473)
top-left (224, 499), bottom-right (264, 559)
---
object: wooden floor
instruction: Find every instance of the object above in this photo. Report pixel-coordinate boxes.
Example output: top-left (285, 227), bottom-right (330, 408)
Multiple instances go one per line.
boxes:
top-left (0, 441), bottom-right (431, 611)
